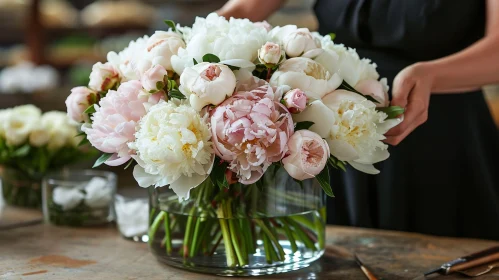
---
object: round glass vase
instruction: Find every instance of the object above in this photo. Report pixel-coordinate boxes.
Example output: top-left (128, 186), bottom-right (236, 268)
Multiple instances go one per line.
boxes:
top-left (0, 166), bottom-right (43, 208)
top-left (148, 166), bottom-right (326, 276)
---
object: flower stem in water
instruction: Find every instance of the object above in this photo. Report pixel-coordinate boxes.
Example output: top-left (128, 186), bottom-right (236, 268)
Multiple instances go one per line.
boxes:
top-left (217, 205), bottom-right (237, 267)
top-left (149, 211), bottom-right (165, 246)
top-left (164, 212), bottom-right (172, 255)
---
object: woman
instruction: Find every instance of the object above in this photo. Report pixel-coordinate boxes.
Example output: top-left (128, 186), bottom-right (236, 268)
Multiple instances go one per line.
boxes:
top-left (217, 0), bottom-right (499, 240)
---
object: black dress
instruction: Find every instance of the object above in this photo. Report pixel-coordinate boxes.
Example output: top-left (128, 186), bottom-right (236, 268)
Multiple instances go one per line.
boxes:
top-left (314, 0), bottom-right (499, 240)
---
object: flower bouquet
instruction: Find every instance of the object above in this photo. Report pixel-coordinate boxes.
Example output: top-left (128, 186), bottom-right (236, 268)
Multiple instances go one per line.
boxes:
top-left (66, 13), bottom-right (403, 275)
top-left (0, 105), bottom-right (95, 208)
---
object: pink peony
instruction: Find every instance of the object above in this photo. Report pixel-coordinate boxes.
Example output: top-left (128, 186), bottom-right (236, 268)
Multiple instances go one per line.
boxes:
top-left (283, 88), bottom-right (307, 113)
top-left (283, 130), bottom-right (330, 180)
top-left (89, 62), bottom-right (120, 92)
top-left (65, 87), bottom-right (96, 123)
top-left (211, 85), bottom-right (294, 184)
top-left (83, 80), bottom-right (163, 166)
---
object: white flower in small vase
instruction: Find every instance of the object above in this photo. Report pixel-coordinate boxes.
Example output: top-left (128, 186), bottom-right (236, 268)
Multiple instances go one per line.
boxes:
top-left (294, 90), bottom-right (402, 174)
top-left (84, 177), bottom-right (113, 209)
top-left (270, 57), bottom-right (342, 100)
top-left (3, 105), bottom-right (41, 146)
top-left (179, 62), bottom-right (237, 111)
top-left (115, 196), bottom-right (149, 238)
top-left (52, 187), bottom-right (85, 211)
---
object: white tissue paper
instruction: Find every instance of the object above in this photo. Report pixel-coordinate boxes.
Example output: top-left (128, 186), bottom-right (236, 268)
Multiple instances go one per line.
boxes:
top-left (84, 177), bottom-right (112, 208)
top-left (52, 186), bottom-right (85, 210)
top-left (115, 196), bottom-right (149, 238)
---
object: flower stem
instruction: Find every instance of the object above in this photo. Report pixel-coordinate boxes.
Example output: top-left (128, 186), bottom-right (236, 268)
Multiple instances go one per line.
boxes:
top-left (164, 212), bottom-right (172, 255)
top-left (217, 205), bottom-right (237, 267)
top-left (285, 217), bottom-right (317, 251)
top-left (262, 232), bottom-right (274, 264)
top-left (209, 229), bottom-right (223, 256)
top-left (148, 211), bottom-right (166, 246)
top-left (280, 218), bottom-right (298, 253)
top-left (183, 207), bottom-right (197, 259)
top-left (226, 199), bottom-right (247, 266)
top-left (255, 219), bottom-right (285, 261)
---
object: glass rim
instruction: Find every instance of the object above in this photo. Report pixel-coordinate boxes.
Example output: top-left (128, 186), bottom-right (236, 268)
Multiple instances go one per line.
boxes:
top-left (43, 169), bottom-right (117, 186)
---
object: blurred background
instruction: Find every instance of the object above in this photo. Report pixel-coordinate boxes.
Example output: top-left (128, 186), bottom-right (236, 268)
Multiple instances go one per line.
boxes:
top-left (0, 0), bottom-right (497, 145)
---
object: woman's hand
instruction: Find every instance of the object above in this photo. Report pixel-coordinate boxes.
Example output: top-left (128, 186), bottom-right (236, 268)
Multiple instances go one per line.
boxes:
top-left (385, 63), bottom-right (433, 145)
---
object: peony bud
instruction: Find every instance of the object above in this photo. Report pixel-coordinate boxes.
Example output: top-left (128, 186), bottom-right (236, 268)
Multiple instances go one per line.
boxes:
top-left (258, 42), bottom-right (284, 66)
top-left (283, 89), bottom-right (307, 113)
top-left (283, 28), bottom-right (321, 58)
top-left (89, 62), bottom-right (120, 92)
top-left (65, 87), bottom-right (96, 123)
top-left (141, 65), bottom-right (167, 93)
top-left (283, 130), bottom-right (330, 181)
top-left (145, 31), bottom-right (186, 71)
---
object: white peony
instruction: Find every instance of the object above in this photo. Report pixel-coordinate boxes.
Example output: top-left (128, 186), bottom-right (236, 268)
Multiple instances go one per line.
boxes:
top-left (130, 100), bottom-right (215, 200)
top-left (171, 13), bottom-right (268, 75)
top-left (115, 196), bottom-right (149, 237)
top-left (3, 105), bottom-right (41, 146)
top-left (179, 62), bottom-right (237, 111)
top-left (84, 177), bottom-right (113, 208)
top-left (294, 90), bottom-right (401, 174)
top-left (270, 25), bottom-right (322, 58)
top-left (53, 186), bottom-right (85, 210)
top-left (144, 31), bottom-right (185, 72)
top-left (107, 35), bottom-right (150, 81)
top-left (315, 42), bottom-right (380, 87)
top-left (270, 57), bottom-right (342, 100)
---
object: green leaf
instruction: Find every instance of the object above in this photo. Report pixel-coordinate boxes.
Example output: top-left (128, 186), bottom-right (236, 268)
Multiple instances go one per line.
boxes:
top-left (316, 167), bottom-right (334, 197)
top-left (12, 144), bottom-right (30, 157)
top-left (377, 106), bottom-right (405, 119)
top-left (339, 80), bottom-right (379, 104)
top-left (84, 104), bottom-right (96, 114)
top-left (168, 79), bottom-right (177, 90)
top-left (329, 33), bottom-right (336, 41)
top-left (75, 131), bottom-right (86, 137)
top-left (294, 121), bottom-right (315, 131)
top-left (328, 156), bottom-right (347, 172)
top-left (169, 89), bottom-right (186, 100)
top-left (202, 53), bottom-right (221, 63)
top-left (224, 64), bottom-right (240, 71)
top-left (193, 58), bottom-right (198, 65)
top-left (164, 20), bottom-right (176, 32)
top-left (93, 153), bottom-right (113, 168)
top-left (77, 137), bottom-right (90, 147)
top-left (210, 158), bottom-right (229, 189)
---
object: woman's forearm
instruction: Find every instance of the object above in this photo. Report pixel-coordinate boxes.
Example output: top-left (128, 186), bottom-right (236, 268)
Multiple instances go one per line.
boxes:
top-left (423, 35), bottom-right (499, 94)
top-left (216, 0), bottom-right (286, 22)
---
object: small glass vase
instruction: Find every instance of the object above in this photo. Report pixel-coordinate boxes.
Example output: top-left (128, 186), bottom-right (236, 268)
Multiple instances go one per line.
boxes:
top-left (148, 166), bottom-right (326, 276)
top-left (42, 170), bottom-right (117, 227)
top-left (0, 166), bottom-right (43, 208)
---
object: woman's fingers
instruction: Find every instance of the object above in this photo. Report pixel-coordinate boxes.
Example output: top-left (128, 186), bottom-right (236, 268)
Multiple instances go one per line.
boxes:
top-left (391, 68), bottom-right (414, 108)
top-left (385, 80), bottom-right (430, 145)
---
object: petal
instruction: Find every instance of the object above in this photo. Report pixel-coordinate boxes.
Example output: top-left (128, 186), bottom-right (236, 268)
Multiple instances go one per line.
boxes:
top-left (106, 154), bottom-right (131, 166)
top-left (326, 139), bottom-right (359, 161)
top-left (348, 161), bottom-right (380, 175)
top-left (133, 165), bottom-right (161, 188)
top-left (377, 118), bottom-right (403, 135)
top-left (356, 149), bottom-right (389, 164)
top-left (301, 48), bottom-right (324, 59)
top-left (220, 59), bottom-right (255, 70)
top-left (293, 100), bottom-right (335, 138)
top-left (170, 174), bottom-right (209, 201)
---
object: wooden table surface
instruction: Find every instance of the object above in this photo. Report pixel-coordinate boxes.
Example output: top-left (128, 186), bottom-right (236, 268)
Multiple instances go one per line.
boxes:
top-left (1, 206), bottom-right (498, 280)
